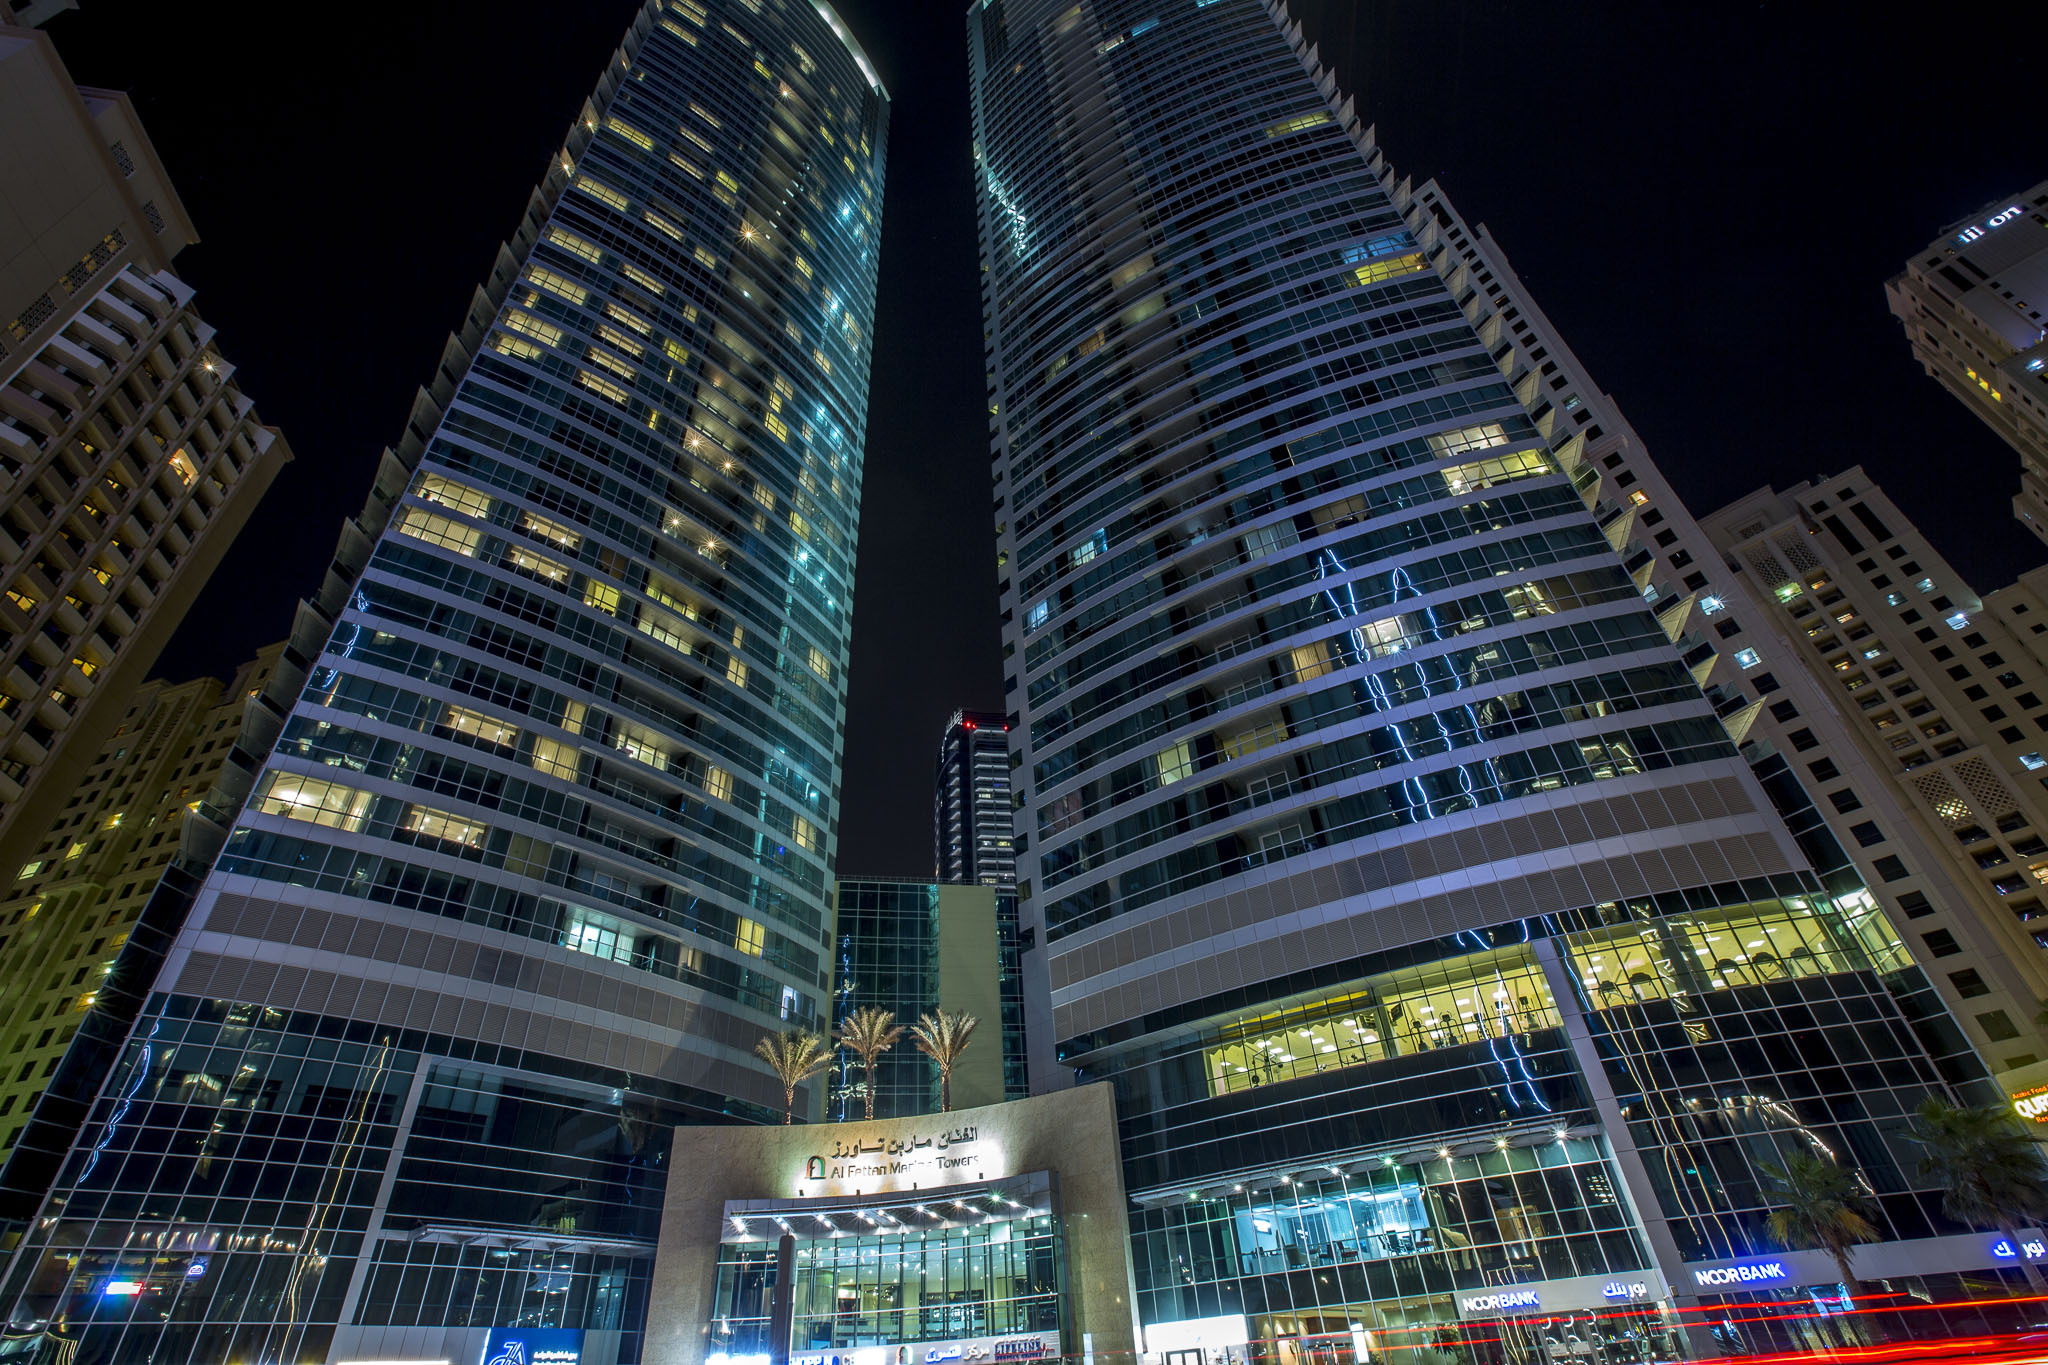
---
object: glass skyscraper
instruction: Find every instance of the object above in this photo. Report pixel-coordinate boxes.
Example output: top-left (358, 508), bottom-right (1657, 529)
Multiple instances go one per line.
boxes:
top-left (0, 3), bottom-right (885, 1363)
top-left (972, 0), bottom-right (1999, 1354)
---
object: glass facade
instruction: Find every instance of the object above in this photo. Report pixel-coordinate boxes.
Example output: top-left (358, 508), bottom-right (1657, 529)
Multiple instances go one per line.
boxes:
top-left (831, 881), bottom-right (945, 1119)
top-left (709, 1174), bottom-right (1060, 1356)
top-left (0, 3), bottom-right (886, 1363)
top-left (970, 0), bottom-right (1996, 1354)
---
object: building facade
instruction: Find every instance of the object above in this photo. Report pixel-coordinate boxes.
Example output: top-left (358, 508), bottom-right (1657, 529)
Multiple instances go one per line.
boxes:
top-left (0, 4), bottom-right (887, 1364)
top-left (1407, 180), bottom-right (2048, 1076)
top-left (1701, 472), bottom-right (2048, 1072)
top-left (0, 644), bottom-right (282, 1164)
top-left (935, 708), bottom-right (1017, 884)
top-left (1885, 184), bottom-right (2048, 544)
top-left (829, 879), bottom-right (1008, 1120)
top-left (0, 20), bottom-right (291, 888)
top-left (973, 0), bottom-right (2004, 1356)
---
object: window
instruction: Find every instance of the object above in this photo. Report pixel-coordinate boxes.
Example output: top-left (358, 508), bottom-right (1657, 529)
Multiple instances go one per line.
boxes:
top-left (1734, 648), bottom-right (1762, 669)
top-left (1896, 890), bottom-right (1935, 919)
top-left (1948, 968), bottom-right (1990, 998)
top-left (1155, 740), bottom-right (1197, 785)
top-left (1787, 728), bottom-right (1819, 752)
top-left (704, 764), bottom-right (734, 802)
top-left (1828, 789), bottom-right (1862, 814)
top-left (1769, 700), bottom-right (1799, 722)
top-left (791, 816), bottom-right (817, 852)
top-left (1977, 1009), bottom-right (2021, 1041)
top-left (444, 705), bottom-right (518, 749)
top-left (402, 806), bottom-right (486, 849)
top-left (1808, 758), bottom-right (1840, 781)
top-left (734, 916), bottom-right (767, 957)
top-left (394, 507), bottom-right (482, 557)
top-left (1849, 821), bottom-right (1884, 847)
top-left (1873, 855), bottom-right (1909, 880)
top-left (530, 735), bottom-right (580, 781)
top-left (255, 772), bottom-right (372, 831)
top-left (419, 474), bottom-right (493, 519)
top-left (1922, 928), bottom-right (1961, 957)
top-left (726, 657), bottom-right (750, 689)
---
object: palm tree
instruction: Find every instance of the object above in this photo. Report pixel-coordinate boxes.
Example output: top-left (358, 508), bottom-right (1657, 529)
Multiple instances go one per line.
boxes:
top-left (836, 1007), bottom-right (905, 1120)
top-left (1759, 1150), bottom-right (1881, 1303)
top-left (1905, 1096), bottom-right (2048, 1291)
top-left (910, 1008), bottom-right (980, 1112)
top-left (755, 1028), bottom-right (830, 1124)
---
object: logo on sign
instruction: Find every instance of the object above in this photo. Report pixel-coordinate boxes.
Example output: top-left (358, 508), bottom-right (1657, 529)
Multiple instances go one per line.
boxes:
top-left (1458, 1289), bottom-right (1541, 1314)
top-left (1957, 206), bottom-right (2028, 245)
top-left (1601, 1280), bottom-right (1650, 1301)
top-left (1992, 1237), bottom-right (2048, 1261)
top-left (2013, 1087), bottom-right (2048, 1124)
top-left (1693, 1261), bottom-right (1787, 1287)
top-left (482, 1327), bottom-right (583, 1365)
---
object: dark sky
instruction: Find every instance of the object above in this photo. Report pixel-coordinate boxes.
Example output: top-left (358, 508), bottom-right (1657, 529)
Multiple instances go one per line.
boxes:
top-left (43, 1), bottom-right (2039, 875)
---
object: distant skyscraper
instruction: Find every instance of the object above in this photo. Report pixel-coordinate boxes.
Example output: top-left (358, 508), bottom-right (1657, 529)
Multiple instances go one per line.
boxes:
top-left (0, 19), bottom-right (291, 890)
top-left (934, 707), bottom-right (1015, 884)
top-left (0, 3), bottom-right (886, 1362)
top-left (0, 644), bottom-right (283, 1162)
top-left (1886, 184), bottom-right (2048, 543)
top-left (974, 0), bottom-right (2005, 1344)
top-left (827, 878), bottom-right (1007, 1119)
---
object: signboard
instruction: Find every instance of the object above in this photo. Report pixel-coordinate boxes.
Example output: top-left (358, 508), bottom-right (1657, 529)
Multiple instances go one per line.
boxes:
top-left (2011, 1084), bottom-right (2048, 1125)
top-left (1449, 1270), bottom-right (1668, 1320)
top-left (1691, 1259), bottom-right (1789, 1289)
top-left (1992, 1235), bottom-right (2048, 1261)
top-left (1957, 205), bottom-right (2029, 246)
top-left (481, 1327), bottom-right (584, 1365)
top-left (801, 1122), bottom-right (998, 1195)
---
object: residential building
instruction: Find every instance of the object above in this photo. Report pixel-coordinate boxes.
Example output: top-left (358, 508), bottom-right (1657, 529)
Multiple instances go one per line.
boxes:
top-left (0, 644), bottom-right (283, 1162)
top-left (1885, 183), bottom-right (2048, 543)
top-left (1701, 473), bottom-right (2048, 1070)
top-left (934, 706), bottom-right (1016, 884)
top-left (827, 877), bottom-right (1008, 1119)
top-left (0, 4), bottom-right (887, 1364)
top-left (0, 20), bottom-right (291, 887)
top-left (974, 0), bottom-right (2007, 1353)
top-left (1414, 182), bottom-right (2048, 1075)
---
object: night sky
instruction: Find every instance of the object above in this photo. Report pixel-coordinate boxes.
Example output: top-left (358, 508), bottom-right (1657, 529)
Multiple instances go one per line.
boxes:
top-left (40, 1), bottom-right (2039, 875)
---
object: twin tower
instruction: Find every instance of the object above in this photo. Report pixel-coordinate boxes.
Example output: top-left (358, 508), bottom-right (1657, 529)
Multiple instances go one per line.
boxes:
top-left (0, 3), bottom-right (2000, 1364)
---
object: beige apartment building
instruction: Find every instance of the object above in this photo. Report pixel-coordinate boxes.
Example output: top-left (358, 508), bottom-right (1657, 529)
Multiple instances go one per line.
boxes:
top-left (1886, 182), bottom-right (2048, 544)
top-left (1404, 175), bottom-right (2048, 1078)
top-left (0, 19), bottom-right (290, 885)
top-left (0, 645), bottom-right (282, 1159)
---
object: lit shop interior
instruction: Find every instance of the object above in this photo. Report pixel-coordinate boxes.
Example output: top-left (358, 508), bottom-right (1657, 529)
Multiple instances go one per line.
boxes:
top-left (705, 1173), bottom-right (1062, 1360)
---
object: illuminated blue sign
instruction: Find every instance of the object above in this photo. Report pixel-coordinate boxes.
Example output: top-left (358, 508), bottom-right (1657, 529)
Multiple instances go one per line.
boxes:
top-left (1692, 1260), bottom-right (1789, 1287)
top-left (1991, 1236), bottom-right (2048, 1261)
top-left (482, 1327), bottom-right (584, 1365)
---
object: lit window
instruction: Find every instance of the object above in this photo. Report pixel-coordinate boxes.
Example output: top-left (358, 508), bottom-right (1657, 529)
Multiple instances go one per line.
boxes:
top-left (524, 265), bottom-right (588, 304)
top-left (583, 582), bottom-right (620, 615)
top-left (726, 657), bottom-right (750, 689)
top-left (1026, 600), bottom-right (1049, 632)
top-left (16, 861), bottom-right (41, 880)
top-left (574, 176), bottom-right (630, 211)
top-left (402, 806), bottom-right (487, 849)
top-left (595, 323), bottom-right (645, 358)
top-left (1917, 577), bottom-right (1936, 593)
top-left (643, 210), bottom-right (685, 242)
top-left (167, 448), bottom-right (198, 483)
top-left (444, 705), bottom-right (518, 748)
top-left (419, 474), bottom-right (493, 518)
top-left (734, 917), bottom-right (767, 956)
top-left (603, 116), bottom-right (655, 150)
top-left (546, 228), bottom-right (604, 263)
top-left (1439, 449), bottom-right (1551, 496)
top-left (530, 735), bottom-right (581, 781)
top-left (1627, 490), bottom-right (1649, 506)
top-left (1886, 592), bottom-right (1904, 606)
top-left (395, 508), bottom-right (481, 557)
top-left (2022, 753), bottom-right (2048, 772)
top-left (521, 512), bottom-right (582, 551)
top-left (807, 646), bottom-right (830, 679)
top-left (1947, 612), bottom-right (1970, 631)
top-left (614, 721), bottom-right (669, 768)
top-left (576, 370), bottom-right (631, 404)
top-left (507, 546), bottom-right (570, 583)
top-left (256, 772), bottom-right (373, 831)
top-left (1734, 648), bottom-right (1762, 669)
top-left (620, 262), bottom-right (665, 295)
top-left (1290, 643), bottom-right (1333, 682)
top-left (1699, 595), bottom-right (1724, 616)
top-left (1155, 740), bottom-right (1196, 785)
top-left (1349, 252), bottom-right (1427, 288)
top-left (792, 816), bottom-right (817, 851)
top-left (1264, 111), bottom-right (1332, 138)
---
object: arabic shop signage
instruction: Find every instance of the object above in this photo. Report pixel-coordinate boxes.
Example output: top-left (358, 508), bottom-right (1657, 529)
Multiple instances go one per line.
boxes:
top-left (1692, 1260), bottom-right (1788, 1288)
top-left (802, 1123), bottom-right (989, 1193)
top-left (1600, 1279), bottom-right (1652, 1302)
top-left (1992, 1235), bottom-right (2048, 1261)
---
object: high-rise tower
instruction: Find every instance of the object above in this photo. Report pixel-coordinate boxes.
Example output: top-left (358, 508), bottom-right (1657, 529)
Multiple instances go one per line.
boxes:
top-left (1885, 184), bottom-right (2048, 544)
top-left (0, 4), bottom-right (886, 1363)
top-left (934, 707), bottom-right (1015, 884)
top-left (0, 18), bottom-right (291, 890)
top-left (973, 0), bottom-right (2005, 1346)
